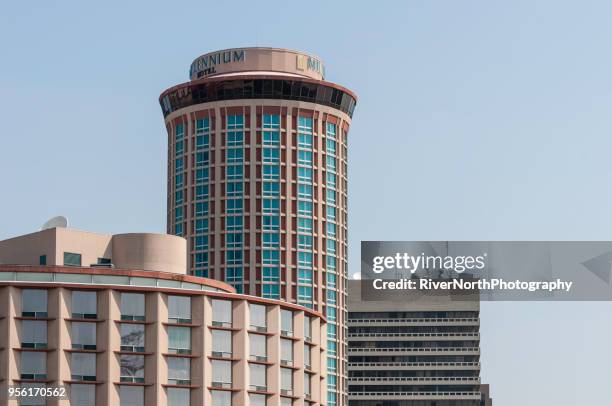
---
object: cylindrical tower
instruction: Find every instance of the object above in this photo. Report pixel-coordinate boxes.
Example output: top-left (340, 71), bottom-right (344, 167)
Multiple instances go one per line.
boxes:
top-left (159, 47), bottom-right (357, 406)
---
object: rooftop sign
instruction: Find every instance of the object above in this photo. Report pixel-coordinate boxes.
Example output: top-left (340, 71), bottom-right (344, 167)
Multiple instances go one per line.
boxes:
top-left (189, 47), bottom-right (325, 81)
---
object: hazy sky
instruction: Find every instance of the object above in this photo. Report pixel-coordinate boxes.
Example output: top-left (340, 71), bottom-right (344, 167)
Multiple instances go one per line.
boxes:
top-left (2, 1), bottom-right (612, 404)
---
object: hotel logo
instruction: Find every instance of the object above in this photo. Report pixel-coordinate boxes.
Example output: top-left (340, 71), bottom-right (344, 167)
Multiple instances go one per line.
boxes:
top-left (296, 54), bottom-right (325, 79)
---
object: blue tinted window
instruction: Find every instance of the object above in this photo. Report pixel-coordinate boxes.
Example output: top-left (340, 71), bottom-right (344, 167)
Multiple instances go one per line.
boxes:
top-left (263, 114), bottom-right (280, 129)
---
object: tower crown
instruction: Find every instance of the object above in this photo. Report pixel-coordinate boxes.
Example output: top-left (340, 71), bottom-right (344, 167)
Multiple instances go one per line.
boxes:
top-left (189, 47), bottom-right (325, 81)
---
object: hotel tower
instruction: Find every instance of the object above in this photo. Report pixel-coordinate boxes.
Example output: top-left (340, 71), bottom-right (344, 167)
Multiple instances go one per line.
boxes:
top-left (159, 47), bottom-right (357, 406)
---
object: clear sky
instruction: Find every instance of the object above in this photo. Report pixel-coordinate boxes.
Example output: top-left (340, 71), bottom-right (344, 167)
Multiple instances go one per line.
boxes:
top-left (2, 1), bottom-right (612, 404)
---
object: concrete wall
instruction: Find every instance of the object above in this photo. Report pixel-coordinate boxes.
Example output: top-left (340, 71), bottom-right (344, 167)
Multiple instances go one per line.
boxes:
top-left (0, 229), bottom-right (187, 274)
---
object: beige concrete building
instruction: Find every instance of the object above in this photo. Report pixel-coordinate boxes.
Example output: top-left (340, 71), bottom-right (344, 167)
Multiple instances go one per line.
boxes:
top-left (160, 47), bottom-right (356, 406)
top-left (0, 227), bottom-right (327, 406)
top-left (347, 280), bottom-right (487, 406)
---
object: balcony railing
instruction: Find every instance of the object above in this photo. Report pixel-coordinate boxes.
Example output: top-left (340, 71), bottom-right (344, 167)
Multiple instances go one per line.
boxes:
top-left (120, 376), bottom-right (145, 383)
top-left (348, 361), bottom-right (480, 369)
top-left (168, 317), bottom-right (192, 324)
top-left (71, 375), bottom-right (97, 382)
top-left (20, 373), bottom-right (47, 380)
top-left (168, 379), bottom-right (191, 385)
top-left (348, 347), bottom-right (480, 353)
top-left (71, 313), bottom-right (97, 320)
top-left (212, 320), bottom-right (232, 328)
top-left (72, 344), bottom-right (97, 350)
top-left (349, 391), bottom-right (482, 399)
top-left (121, 315), bottom-right (146, 322)
top-left (21, 311), bottom-right (48, 318)
top-left (120, 345), bottom-right (146, 353)
top-left (348, 376), bottom-right (481, 383)
top-left (211, 381), bottom-right (232, 389)
top-left (349, 317), bottom-right (479, 324)
top-left (211, 351), bottom-right (233, 358)
top-left (21, 342), bottom-right (48, 350)
top-left (280, 330), bottom-right (293, 338)
top-left (168, 348), bottom-right (192, 355)
top-left (349, 332), bottom-right (480, 339)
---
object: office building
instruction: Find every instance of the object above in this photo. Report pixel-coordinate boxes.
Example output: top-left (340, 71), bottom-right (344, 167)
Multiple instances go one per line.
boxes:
top-left (347, 280), bottom-right (488, 406)
top-left (0, 227), bottom-right (327, 406)
top-left (159, 47), bottom-right (357, 406)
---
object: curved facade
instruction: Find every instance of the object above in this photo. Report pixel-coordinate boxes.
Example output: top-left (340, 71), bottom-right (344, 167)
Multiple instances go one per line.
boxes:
top-left (0, 265), bottom-right (326, 406)
top-left (160, 47), bottom-right (356, 406)
top-left (0, 228), bottom-right (187, 275)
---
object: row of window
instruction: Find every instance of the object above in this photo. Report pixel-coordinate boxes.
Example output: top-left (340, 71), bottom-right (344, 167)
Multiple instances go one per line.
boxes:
top-left (176, 154), bottom-right (344, 178)
top-left (17, 290), bottom-right (319, 404)
top-left (38, 252), bottom-right (112, 268)
top-left (21, 290), bottom-right (314, 332)
top-left (182, 201), bottom-right (345, 220)
top-left (25, 384), bottom-right (315, 406)
top-left (174, 116), bottom-right (340, 138)
top-left (175, 134), bottom-right (341, 152)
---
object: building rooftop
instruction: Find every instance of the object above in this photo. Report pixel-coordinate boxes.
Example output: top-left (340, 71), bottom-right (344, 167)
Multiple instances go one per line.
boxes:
top-left (188, 47), bottom-right (326, 81)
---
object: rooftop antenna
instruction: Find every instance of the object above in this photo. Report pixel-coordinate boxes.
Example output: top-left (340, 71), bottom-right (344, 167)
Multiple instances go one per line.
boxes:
top-left (41, 216), bottom-right (68, 231)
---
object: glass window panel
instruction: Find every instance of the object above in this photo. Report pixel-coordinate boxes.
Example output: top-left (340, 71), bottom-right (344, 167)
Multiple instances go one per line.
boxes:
top-left (262, 284), bottom-right (280, 299)
top-left (21, 351), bottom-right (46, 379)
top-left (195, 219), bottom-right (209, 233)
top-left (281, 339), bottom-right (293, 363)
top-left (72, 322), bottom-right (96, 349)
top-left (120, 324), bottom-right (145, 351)
top-left (249, 334), bottom-right (267, 360)
top-left (281, 310), bottom-right (293, 335)
top-left (55, 273), bottom-right (91, 284)
top-left (64, 252), bottom-right (82, 267)
top-left (120, 385), bottom-right (143, 406)
top-left (249, 304), bottom-right (266, 329)
top-left (167, 357), bottom-right (190, 383)
top-left (280, 368), bottom-right (293, 391)
top-left (211, 391), bottom-right (232, 406)
top-left (92, 274), bottom-right (130, 285)
top-left (212, 360), bottom-right (232, 384)
top-left (22, 289), bottom-right (47, 316)
top-left (304, 345), bottom-right (312, 368)
top-left (18, 382), bottom-right (46, 405)
top-left (71, 353), bottom-right (96, 379)
top-left (212, 330), bottom-right (232, 356)
top-left (212, 300), bottom-right (232, 326)
top-left (121, 293), bottom-right (145, 320)
top-left (72, 291), bottom-right (97, 318)
top-left (304, 373), bottom-right (312, 396)
top-left (167, 388), bottom-right (190, 406)
top-left (168, 296), bottom-right (191, 323)
top-left (17, 272), bottom-right (53, 282)
top-left (263, 131), bottom-right (280, 146)
top-left (249, 364), bottom-right (266, 389)
top-left (250, 394), bottom-right (266, 406)
top-left (262, 215), bottom-right (280, 230)
top-left (120, 355), bottom-right (144, 381)
top-left (70, 384), bottom-right (95, 406)
top-left (168, 326), bottom-right (191, 353)
top-left (304, 316), bottom-right (312, 340)
top-left (130, 277), bottom-right (156, 287)
top-left (21, 320), bottom-right (47, 347)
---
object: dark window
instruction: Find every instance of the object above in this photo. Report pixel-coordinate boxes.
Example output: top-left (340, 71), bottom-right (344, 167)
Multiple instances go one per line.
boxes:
top-left (39, 255), bottom-right (46, 265)
top-left (64, 252), bottom-right (81, 267)
top-left (160, 79), bottom-right (356, 118)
